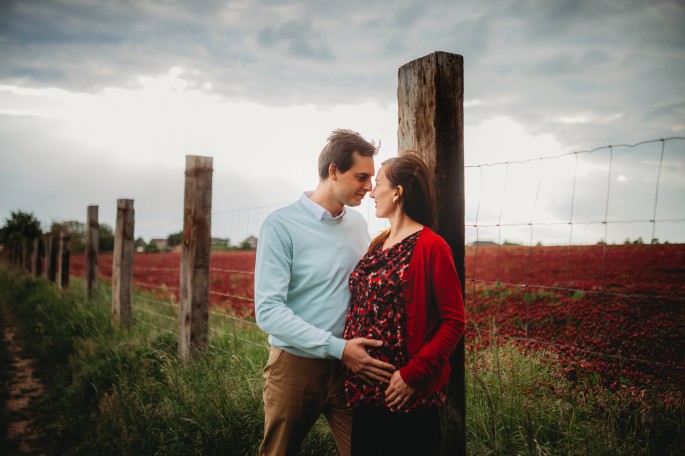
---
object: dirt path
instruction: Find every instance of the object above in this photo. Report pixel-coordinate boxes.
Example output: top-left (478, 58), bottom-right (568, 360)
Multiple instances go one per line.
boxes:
top-left (3, 323), bottom-right (44, 454)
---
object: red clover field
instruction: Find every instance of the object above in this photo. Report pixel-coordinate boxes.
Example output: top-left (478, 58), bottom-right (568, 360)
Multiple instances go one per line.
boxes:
top-left (71, 243), bottom-right (685, 403)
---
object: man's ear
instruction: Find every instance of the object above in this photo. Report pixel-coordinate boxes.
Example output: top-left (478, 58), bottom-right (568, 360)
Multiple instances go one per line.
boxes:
top-left (328, 163), bottom-right (338, 181)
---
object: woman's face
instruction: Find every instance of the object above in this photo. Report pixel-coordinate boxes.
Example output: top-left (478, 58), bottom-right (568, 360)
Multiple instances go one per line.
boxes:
top-left (370, 165), bottom-right (399, 219)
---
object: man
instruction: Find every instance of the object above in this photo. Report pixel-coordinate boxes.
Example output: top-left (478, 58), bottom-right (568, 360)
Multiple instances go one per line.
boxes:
top-left (255, 129), bottom-right (396, 456)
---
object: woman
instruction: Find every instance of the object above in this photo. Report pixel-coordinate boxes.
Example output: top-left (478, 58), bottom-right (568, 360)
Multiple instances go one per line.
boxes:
top-left (344, 153), bottom-right (466, 455)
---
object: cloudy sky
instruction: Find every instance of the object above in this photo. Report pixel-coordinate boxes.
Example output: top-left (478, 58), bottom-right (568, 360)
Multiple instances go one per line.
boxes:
top-left (1, 0), bottom-right (683, 246)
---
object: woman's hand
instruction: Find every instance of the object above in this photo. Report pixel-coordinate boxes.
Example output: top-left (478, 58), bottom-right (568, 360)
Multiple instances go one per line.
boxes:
top-left (384, 370), bottom-right (415, 408)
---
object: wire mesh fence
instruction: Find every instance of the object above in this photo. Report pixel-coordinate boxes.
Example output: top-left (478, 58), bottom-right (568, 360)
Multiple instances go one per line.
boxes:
top-left (64, 137), bottom-right (684, 403)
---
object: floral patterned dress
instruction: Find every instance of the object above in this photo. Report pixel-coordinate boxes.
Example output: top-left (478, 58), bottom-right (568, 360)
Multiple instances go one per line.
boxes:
top-left (344, 231), bottom-right (446, 412)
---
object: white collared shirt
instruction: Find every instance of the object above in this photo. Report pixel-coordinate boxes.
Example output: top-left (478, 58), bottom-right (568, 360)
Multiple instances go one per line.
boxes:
top-left (300, 191), bottom-right (346, 221)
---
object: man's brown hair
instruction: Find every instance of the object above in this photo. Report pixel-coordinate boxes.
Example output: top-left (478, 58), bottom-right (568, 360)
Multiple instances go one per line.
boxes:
top-left (318, 129), bottom-right (378, 181)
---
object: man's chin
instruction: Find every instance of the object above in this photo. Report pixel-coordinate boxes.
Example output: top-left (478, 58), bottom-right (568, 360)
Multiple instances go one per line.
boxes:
top-left (346, 197), bottom-right (364, 207)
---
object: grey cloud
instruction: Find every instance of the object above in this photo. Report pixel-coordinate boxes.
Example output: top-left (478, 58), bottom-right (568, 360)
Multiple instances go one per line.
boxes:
top-left (392, 3), bottom-right (428, 27)
top-left (0, 0), bottom-right (682, 119)
top-left (529, 49), bottom-right (610, 77)
top-left (258, 19), bottom-right (334, 61)
top-left (462, 0), bottom-right (684, 148)
top-left (643, 99), bottom-right (685, 121)
top-left (0, 1), bottom-right (136, 46)
top-left (0, 0), bottom-right (684, 216)
top-left (0, 1), bottom-right (200, 91)
top-left (510, 0), bottom-right (594, 37)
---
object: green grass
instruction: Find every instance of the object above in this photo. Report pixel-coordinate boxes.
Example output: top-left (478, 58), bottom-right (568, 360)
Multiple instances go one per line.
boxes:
top-left (466, 335), bottom-right (684, 455)
top-left (0, 263), bottom-right (682, 455)
top-left (0, 264), bottom-right (337, 455)
top-left (468, 340), bottom-right (599, 455)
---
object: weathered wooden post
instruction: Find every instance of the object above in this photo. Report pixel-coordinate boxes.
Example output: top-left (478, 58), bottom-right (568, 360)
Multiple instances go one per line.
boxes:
top-left (398, 51), bottom-right (466, 455)
top-left (112, 199), bottom-right (135, 329)
top-left (86, 205), bottom-right (99, 297)
top-left (58, 228), bottom-right (71, 289)
top-left (31, 237), bottom-right (43, 277)
top-left (22, 239), bottom-right (31, 272)
top-left (46, 231), bottom-right (58, 282)
top-left (178, 155), bottom-right (213, 361)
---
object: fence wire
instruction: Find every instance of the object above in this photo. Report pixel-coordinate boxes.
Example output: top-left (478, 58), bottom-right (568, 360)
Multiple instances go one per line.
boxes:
top-left (62, 136), bottom-right (684, 395)
top-left (466, 136), bottom-right (684, 393)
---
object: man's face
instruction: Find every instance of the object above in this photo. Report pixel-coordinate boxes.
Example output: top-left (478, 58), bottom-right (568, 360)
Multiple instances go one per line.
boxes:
top-left (333, 152), bottom-right (375, 207)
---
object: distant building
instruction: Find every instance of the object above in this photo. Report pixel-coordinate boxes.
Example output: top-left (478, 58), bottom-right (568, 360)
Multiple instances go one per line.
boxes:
top-left (150, 238), bottom-right (168, 250)
top-left (467, 240), bottom-right (498, 246)
top-left (212, 237), bottom-right (230, 248)
top-left (241, 235), bottom-right (258, 249)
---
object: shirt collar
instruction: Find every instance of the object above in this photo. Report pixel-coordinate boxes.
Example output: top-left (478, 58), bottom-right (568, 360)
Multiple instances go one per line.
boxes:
top-left (301, 191), bottom-right (346, 221)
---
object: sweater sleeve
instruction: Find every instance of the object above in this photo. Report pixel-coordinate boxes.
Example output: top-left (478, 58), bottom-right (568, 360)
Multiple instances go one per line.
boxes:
top-left (254, 217), bottom-right (346, 359)
top-left (400, 239), bottom-right (466, 388)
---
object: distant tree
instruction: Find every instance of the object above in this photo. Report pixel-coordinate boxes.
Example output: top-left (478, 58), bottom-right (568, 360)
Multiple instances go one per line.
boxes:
top-left (99, 224), bottom-right (115, 252)
top-left (144, 242), bottom-right (160, 253)
top-left (49, 222), bottom-right (62, 233)
top-left (50, 221), bottom-right (113, 252)
top-left (135, 237), bottom-right (146, 251)
top-left (167, 231), bottom-right (183, 247)
top-left (633, 237), bottom-right (644, 245)
top-left (57, 220), bottom-right (86, 254)
top-left (651, 238), bottom-right (659, 245)
top-left (0, 210), bottom-right (43, 246)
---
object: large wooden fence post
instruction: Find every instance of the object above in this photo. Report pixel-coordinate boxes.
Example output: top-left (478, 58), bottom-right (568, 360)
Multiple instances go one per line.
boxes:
top-left (16, 242), bottom-right (22, 267)
top-left (178, 155), bottom-right (213, 361)
top-left (22, 240), bottom-right (31, 272)
top-left (112, 199), bottom-right (135, 329)
top-left (58, 228), bottom-right (71, 289)
top-left (86, 205), bottom-right (99, 297)
top-left (398, 51), bottom-right (466, 456)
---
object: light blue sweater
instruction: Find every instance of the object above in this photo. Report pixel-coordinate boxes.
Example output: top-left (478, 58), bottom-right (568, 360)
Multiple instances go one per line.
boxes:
top-left (254, 194), bottom-right (370, 359)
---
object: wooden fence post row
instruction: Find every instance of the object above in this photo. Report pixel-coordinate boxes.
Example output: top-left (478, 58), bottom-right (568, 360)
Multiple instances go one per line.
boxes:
top-left (26, 156), bottom-right (213, 355)
top-left (179, 155), bottom-right (214, 361)
top-left (112, 199), bottom-right (134, 329)
top-left (398, 51), bottom-right (466, 456)
top-left (86, 205), bottom-right (99, 297)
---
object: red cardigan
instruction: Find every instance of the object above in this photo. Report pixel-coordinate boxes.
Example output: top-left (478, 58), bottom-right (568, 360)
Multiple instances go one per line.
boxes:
top-left (398, 227), bottom-right (466, 395)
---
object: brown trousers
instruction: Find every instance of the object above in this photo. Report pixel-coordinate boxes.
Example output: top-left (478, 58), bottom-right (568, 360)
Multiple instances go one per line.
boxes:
top-left (260, 347), bottom-right (353, 456)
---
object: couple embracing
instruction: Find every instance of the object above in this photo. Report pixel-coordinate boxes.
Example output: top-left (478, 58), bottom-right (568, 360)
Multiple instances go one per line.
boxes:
top-left (255, 129), bottom-right (466, 456)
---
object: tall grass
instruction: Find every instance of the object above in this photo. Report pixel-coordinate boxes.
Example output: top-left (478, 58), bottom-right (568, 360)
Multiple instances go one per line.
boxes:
top-left (466, 332), bottom-right (684, 455)
top-left (0, 265), bottom-right (337, 455)
top-left (0, 263), bottom-right (682, 454)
